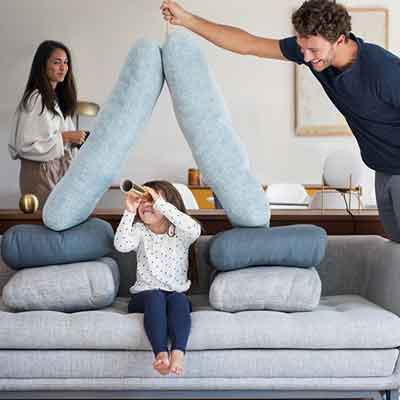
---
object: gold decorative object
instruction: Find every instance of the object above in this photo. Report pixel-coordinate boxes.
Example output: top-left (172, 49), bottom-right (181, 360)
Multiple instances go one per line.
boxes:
top-left (19, 194), bottom-right (39, 213)
top-left (75, 101), bottom-right (100, 129)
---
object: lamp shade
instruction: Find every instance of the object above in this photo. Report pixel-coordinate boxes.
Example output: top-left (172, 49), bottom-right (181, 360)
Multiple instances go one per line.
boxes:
top-left (76, 101), bottom-right (100, 117)
top-left (323, 150), bottom-right (364, 188)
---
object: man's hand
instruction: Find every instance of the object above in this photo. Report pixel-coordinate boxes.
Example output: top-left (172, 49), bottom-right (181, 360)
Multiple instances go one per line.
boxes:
top-left (160, 0), bottom-right (190, 27)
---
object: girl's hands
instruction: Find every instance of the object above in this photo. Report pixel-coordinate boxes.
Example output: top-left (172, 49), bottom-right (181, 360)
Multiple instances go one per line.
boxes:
top-left (125, 192), bottom-right (142, 213)
top-left (143, 186), bottom-right (160, 202)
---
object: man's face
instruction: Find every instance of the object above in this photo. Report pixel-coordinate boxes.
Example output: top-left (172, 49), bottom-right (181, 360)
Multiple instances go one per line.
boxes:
top-left (297, 34), bottom-right (339, 72)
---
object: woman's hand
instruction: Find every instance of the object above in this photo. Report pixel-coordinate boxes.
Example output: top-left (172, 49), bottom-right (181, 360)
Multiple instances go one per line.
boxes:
top-left (125, 192), bottom-right (142, 213)
top-left (160, 0), bottom-right (190, 26)
top-left (62, 130), bottom-right (87, 146)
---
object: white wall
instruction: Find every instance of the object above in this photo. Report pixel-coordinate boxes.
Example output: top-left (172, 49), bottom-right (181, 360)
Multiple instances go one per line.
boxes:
top-left (1, 0), bottom-right (398, 208)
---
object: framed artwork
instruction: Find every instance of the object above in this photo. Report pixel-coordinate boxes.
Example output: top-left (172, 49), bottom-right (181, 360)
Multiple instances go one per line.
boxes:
top-left (295, 8), bottom-right (389, 136)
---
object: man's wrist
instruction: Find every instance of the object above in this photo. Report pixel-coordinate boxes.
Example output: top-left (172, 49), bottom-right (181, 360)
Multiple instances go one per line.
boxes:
top-left (183, 12), bottom-right (196, 29)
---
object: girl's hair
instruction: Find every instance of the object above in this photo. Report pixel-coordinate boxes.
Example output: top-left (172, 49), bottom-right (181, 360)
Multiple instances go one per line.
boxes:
top-left (138, 180), bottom-right (201, 290)
top-left (18, 40), bottom-right (77, 118)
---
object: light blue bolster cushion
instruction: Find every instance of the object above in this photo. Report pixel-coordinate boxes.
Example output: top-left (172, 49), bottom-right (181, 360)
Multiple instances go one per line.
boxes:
top-left (2, 257), bottom-right (119, 312)
top-left (209, 225), bottom-right (327, 271)
top-left (43, 39), bottom-right (164, 231)
top-left (162, 32), bottom-right (269, 227)
top-left (209, 266), bottom-right (321, 312)
top-left (1, 218), bottom-right (114, 270)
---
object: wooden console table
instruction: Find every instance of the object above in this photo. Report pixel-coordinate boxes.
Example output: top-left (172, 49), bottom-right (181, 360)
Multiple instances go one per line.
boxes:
top-left (0, 209), bottom-right (385, 236)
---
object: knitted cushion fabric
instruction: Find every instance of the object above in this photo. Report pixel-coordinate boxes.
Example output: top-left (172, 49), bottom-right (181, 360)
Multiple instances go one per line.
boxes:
top-left (209, 225), bottom-right (327, 271)
top-left (2, 257), bottom-right (119, 312)
top-left (1, 218), bottom-right (114, 270)
top-left (162, 31), bottom-right (269, 227)
top-left (43, 39), bottom-right (164, 231)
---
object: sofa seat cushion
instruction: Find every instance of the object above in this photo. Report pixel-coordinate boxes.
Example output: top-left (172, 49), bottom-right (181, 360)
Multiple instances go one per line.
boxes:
top-left (0, 349), bottom-right (397, 379)
top-left (0, 295), bottom-right (400, 350)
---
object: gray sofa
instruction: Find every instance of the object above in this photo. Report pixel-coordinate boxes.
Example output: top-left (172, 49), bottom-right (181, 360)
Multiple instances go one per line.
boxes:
top-left (0, 234), bottom-right (400, 400)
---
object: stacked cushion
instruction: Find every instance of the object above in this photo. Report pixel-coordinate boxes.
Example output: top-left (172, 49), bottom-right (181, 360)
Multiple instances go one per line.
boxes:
top-left (209, 266), bottom-right (321, 312)
top-left (2, 257), bottom-right (119, 312)
top-left (208, 225), bottom-right (327, 312)
top-left (1, 218), bottom-right (114, 270)
top-left (209, 225), bottom-right (327, 271)
top-left (0, 219), bottom-right (119, 312)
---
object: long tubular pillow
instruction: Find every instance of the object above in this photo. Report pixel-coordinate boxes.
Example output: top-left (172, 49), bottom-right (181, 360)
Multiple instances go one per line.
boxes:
top-left (1, 218), bottom-right (114, 270)
top-left (209, 225), bottom-right (327, 271)
top-left (162, 31), bottom-right (270, 227)
top-left (43, 39), bottom-right (164, 231)
top-left (209, 266), bottom-right (321, 312)
top-left (2, 257), bottom-right (119, 312)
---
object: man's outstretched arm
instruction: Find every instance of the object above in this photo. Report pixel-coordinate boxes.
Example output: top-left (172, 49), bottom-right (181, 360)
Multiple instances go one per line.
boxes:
top-left (161, 0), bottom-right (288, 60)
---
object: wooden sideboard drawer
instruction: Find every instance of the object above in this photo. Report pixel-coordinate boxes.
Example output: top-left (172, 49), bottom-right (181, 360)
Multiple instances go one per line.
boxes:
top-left (189, 187), bottom-right (215, 209)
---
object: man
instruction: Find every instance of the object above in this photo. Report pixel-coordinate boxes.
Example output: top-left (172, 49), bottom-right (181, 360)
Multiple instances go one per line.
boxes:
top-left (161, 0), bottom-right (400, 242)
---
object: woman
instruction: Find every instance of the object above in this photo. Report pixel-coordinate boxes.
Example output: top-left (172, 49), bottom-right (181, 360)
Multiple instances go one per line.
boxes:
top-left (9, 40), bottom-right (87, 208)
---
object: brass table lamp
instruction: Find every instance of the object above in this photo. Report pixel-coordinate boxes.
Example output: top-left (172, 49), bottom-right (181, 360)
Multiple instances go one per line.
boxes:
top-left (75, 101), bottom-right (100, 129)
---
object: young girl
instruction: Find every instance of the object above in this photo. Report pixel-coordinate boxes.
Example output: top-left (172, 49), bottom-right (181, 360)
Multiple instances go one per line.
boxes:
top-left (114, 180), bottom-right (201, 376)
top-left (9, 40), bottom-right (87, 207)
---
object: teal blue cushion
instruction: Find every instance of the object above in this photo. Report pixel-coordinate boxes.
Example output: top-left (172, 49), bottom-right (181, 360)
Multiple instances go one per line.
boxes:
top-left (209, 225), bottom-right (327, 271)
top-left (1, 218), bottom-right (114, 270)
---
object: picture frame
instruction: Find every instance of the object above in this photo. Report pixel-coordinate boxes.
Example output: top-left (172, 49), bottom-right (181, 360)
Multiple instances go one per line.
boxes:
top-left (295, 8), bottom-right (389, 136)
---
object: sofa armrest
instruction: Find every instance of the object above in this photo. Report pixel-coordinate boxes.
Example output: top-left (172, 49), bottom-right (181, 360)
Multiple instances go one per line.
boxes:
top-left (366, 236), bottom-right (400, 316)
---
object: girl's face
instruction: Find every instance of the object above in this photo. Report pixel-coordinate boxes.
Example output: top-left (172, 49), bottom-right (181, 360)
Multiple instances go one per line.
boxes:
top-left (138, 191), bottom-right (166, 227)
top-left (46, 48), bottom-right (68, 88)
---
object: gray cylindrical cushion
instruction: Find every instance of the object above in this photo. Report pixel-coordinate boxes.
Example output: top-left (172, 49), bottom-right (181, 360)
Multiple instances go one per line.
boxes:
top-left (2, 257), bottom-right (119, 312)
top-left (209, 225), bottom-right (327, 271)
top-left (1, 218), bottom-right (114, 270)
top-left (209, 266), bottom-right (321, 312)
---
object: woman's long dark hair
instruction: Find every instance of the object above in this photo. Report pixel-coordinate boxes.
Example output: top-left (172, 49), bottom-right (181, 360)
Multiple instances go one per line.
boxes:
top-left (18, 40), bottom-right (77, 118)
top-left (138, 180), bottom-right (202, 291)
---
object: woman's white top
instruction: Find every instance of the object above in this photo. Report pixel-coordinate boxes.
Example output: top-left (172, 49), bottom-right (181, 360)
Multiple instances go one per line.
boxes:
top-left (114, 197), bottom-right (201, 294)
top-left (9, 90), bottom-right (76, 162)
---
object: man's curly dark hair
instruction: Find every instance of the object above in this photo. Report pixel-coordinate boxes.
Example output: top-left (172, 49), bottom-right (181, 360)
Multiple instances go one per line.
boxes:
top-left (292, 0), bottom-right (352, 43)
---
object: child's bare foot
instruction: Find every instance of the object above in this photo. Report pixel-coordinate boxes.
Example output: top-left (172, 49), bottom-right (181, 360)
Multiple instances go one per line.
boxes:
top-left (170, 349), bottom-right (185, 376)
top-left (153, 352), bottom-right (170, 375)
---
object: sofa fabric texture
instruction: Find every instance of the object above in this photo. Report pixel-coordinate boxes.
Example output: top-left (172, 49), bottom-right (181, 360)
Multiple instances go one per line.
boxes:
top-left (1, 295), bottom-right (399, 350)
top-left (2, 257), bottom-right (119, 312)
top-left (209, 266), bottom-right (321, 312)
top-left (208, 225), bottom-right (327, 271)
top-left (1, 218), bottom-right (114, 270)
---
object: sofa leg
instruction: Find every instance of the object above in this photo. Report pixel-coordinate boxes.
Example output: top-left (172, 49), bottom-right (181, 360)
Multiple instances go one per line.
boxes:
top-left (386, 390), bottom-right (399, 400)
